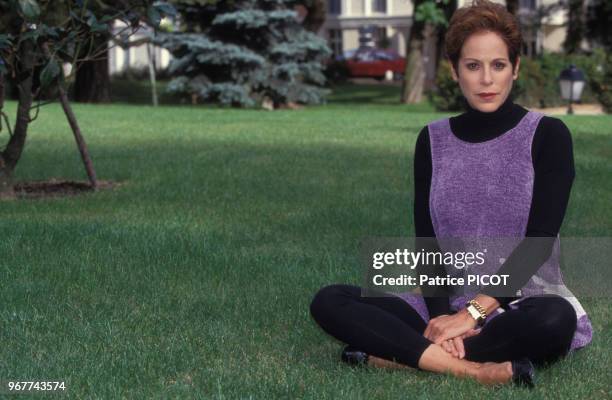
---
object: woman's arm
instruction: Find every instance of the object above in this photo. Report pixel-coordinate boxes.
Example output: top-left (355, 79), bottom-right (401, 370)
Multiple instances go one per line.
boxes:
top-left (480, 117), bottom-right (575, 308)
top-left (424, 118), bottom-right (576, 345)
top-left (414, 126), bottom-right (452, 318)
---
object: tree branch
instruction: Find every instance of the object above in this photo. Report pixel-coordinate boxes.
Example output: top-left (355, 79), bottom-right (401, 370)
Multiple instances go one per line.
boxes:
top-left (111, 35), bottom-right (152, 49)
top-left (41, 42), bottom-right (98, 188)
top-left (3, 39), bottom-right (35, 170)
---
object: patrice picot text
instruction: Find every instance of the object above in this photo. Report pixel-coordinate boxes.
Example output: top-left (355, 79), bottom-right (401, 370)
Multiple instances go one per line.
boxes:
top-left (370, 248), bottom-right (510, 287)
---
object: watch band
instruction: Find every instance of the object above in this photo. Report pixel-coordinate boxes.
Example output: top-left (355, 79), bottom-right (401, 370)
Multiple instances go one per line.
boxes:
top-left (466, 304), bottom-right (483, 323)
top-left (466, 299), bottom-right (487, 324)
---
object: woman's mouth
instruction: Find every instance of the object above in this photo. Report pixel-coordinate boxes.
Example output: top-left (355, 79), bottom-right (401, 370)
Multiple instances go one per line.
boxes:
top-left (477, 93), bottom-right (497, 100)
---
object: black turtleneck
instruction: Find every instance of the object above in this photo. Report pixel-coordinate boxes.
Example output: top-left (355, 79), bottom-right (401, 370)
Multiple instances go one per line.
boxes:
top-left (414, 96), bottom-right (575, 317)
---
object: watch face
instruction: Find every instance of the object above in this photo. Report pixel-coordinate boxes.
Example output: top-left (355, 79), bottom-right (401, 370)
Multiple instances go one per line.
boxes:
top-left (467, 305), bottom-right (483, 321)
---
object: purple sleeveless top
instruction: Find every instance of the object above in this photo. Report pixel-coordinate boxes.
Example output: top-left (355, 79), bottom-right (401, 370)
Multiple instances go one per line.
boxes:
top-left (400, 111), bottom-right (593, 351)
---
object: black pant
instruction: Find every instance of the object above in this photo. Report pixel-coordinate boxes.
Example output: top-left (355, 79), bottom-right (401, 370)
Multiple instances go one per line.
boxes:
top-left (310, 284), bottom-right (577, 369)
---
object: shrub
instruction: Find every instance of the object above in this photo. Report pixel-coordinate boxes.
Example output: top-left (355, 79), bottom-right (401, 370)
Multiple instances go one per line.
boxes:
top-left (428, 59), bottom-right (464, 111)
top-left (530, 52), bottom-right (595, 107)
top-left (323, 60), bottom-right (350, 85)
top-left (512, 57), bottom-right (546, 108)
top-left (430, 50), bottom-right (609, 113)
top-left (577, 48), bottom-right (612, 113)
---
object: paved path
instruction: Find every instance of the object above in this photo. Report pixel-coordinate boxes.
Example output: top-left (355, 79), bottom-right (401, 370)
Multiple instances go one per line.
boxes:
top-left (531, 104), bottom-right (605, 115)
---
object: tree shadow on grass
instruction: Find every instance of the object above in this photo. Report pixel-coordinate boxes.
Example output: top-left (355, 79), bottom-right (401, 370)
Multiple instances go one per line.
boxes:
top-left (327, 82), bottom-right (403, 105)
top-left (12, 179), bottom-right (118, 199)
top-left (326, 82), bottom-right (436, 112)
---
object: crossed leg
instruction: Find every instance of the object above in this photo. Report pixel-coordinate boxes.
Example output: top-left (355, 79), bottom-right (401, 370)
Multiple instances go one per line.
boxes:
top-left (310, 284), bottom-right (576, 384)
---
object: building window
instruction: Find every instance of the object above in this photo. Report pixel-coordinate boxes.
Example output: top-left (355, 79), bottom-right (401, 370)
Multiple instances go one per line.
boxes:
top-left (519, 0), bottom-right (536, 10)
top-left (373, 27), bottom-right (389, 48)
top-left (328, 0), bottom-right (341, 15)
top-left (328, 29), bottom-right (343, 58)
top-left (373, 0), bottom-right (387, 13)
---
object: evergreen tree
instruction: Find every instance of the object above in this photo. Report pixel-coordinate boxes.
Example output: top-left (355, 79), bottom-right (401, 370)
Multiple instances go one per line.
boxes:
top-left (159, 0), bottom-right (331, 108)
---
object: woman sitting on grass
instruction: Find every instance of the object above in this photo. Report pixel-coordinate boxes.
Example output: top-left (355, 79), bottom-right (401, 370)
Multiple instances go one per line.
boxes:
top-left (310, 0), bottom-right (592, 387)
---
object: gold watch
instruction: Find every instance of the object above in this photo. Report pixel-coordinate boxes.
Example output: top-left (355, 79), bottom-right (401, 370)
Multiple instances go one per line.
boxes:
top-left (465, 299), bottom-right (487, 325)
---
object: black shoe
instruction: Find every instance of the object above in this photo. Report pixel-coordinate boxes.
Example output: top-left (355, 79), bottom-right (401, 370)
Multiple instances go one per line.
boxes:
top-left (341, 346), bottom-right (369, 366)
top-left (511, 358), bottom-right (535, 388)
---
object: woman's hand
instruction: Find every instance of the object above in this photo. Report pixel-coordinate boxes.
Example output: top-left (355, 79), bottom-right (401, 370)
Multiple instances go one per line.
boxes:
top-left (423, 310), bottom-right (478, 344)
top-left (441, 328), bottom-right (482, 359)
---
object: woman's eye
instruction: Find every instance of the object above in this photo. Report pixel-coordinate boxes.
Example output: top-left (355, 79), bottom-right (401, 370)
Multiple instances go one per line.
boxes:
top-left (495, 62), bottom-right (506, 69)
top-left (467, 63), bottom-right (478, 70)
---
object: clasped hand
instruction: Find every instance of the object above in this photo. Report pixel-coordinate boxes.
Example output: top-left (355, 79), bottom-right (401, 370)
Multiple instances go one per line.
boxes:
top-left (423, 311), bottom-right (481, 359)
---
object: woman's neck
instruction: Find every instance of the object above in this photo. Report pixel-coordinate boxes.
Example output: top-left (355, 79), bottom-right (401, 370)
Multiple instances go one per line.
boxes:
top-left (465, 95), bottom-right (515, 121)
top-left (449, 95), bottom-right (527, 142)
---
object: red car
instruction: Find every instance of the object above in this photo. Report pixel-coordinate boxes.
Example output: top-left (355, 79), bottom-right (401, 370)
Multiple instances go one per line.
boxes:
top-left (344, 48), bottom-right (406, 80)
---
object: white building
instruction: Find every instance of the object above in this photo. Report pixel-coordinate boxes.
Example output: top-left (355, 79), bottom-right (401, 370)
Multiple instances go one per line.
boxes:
top-left (107, 1), bottom-right (589, 75)
top-left (320, 0), bottom-right (581, 58)
top-left (108, 21), bottom-right (172, 76)
top-left (321, 0), bottom-right (412, 58)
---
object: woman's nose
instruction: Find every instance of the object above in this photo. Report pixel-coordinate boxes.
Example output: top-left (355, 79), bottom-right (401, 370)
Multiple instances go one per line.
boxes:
top-left (481, 67), bottom-right (493, 85)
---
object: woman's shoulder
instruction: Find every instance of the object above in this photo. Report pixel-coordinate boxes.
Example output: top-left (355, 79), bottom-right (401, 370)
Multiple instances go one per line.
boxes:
top-left (533, 114), bottom-right (573, 148)
top-left (415, 126), bottom-right (430, 154)
top-left (414, 115), bottom-right (452, 161)
top-left (531, 114), bottom-right (574, 166)
top-left (417, 116), bottom-right (450, 143)
top-left (512, 104), bottom-right (571, 139)
top-left (536, 114), bottom-right (571, 134)
top-left (426, 115), bottom-right (451, 131)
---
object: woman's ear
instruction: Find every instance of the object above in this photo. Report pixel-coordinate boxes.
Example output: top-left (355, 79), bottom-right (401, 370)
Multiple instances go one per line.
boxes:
top-left (450, 62), bottom-right (459, 82)
top-left (513, 56), bottom-right (520, 80)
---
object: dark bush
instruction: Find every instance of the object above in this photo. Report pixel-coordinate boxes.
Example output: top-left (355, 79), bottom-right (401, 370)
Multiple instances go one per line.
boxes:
top-left (511, 57), bottom-right (546, 108)
top-left (531, 51), bottom-right (600, 108)
top-left (324, 60), bottom-right (351, 85)
top-left (577, 48), bottom-right (611, 113)
top-left (427, 59), bottom-right (464, 111)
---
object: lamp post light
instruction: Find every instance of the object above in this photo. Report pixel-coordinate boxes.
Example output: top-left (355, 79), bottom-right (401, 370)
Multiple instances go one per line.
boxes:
top-left (558, 64), bottom-right (585, 115)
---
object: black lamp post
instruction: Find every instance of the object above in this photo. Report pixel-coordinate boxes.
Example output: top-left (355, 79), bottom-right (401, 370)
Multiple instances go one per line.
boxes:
top-left (558, 64), bottom-right (585, 115)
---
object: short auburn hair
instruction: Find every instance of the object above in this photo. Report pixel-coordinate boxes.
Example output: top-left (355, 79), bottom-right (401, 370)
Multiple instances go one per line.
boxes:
top-left (445, 0), bottom-right (522, 74)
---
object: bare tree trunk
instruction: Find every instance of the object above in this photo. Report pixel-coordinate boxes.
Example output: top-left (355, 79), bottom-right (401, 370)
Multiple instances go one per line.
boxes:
top-left (402, 35), bottom-right (426, 103)
top-left (147, 43), bottom-right (159, 107)
top-left (58, 86), bottom-right (98, 189)
top-left (423, 24), bottom-right (438, 92)
top-left (401, 0), bottom-right (425, 103)
top-left (302, 0), bottom-right (326, 33)
top-left (0, 73), bottom-right (11, 197)
top-left (434, 0), bottom-right (457, 84)
top-left (564, 0), bottom-right (586, 54)
top-left (42, 43), bottom-right (98, 189)
top-left (0, 39), bottom-right (35, 198)
top-left (417, 0), bottom-right (458, 94)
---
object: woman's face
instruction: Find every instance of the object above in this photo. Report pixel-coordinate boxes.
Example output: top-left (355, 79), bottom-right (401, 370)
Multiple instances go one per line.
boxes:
top-left (450, 30), bottom-right (520, 113)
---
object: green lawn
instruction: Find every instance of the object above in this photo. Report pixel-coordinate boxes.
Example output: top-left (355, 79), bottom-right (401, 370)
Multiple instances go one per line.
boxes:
top-left (0, 91), bottom-right (610, 398)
